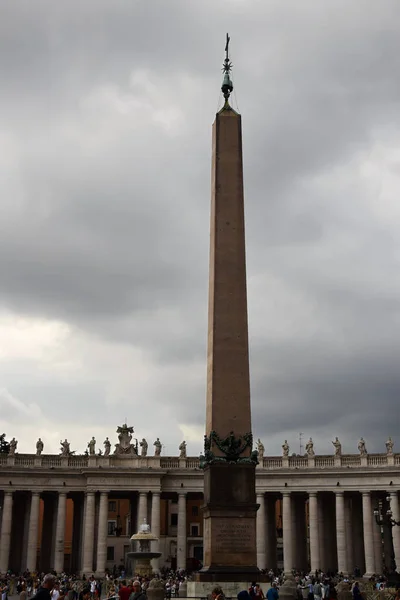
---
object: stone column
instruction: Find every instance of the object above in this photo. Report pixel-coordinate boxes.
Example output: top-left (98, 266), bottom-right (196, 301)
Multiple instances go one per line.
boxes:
top-left (335, 492), bottom-right (348, 575)
top-left (177, 493), bottom-right (187, 571)
top-left (362, 491), bottom-right (375, 577)
top-left (0, 491), bottom-right (13, 573)
top-left (82, 492), bottom-right (95, 575)
top-left (318, 494), bottom-right (326, 571)
top-left (256, 493), bottom-right (266, 569)
top-left (96, 492), bottom-right (108, 576)
top-left (151, 492), bottom-right (161, 572)
top-left (345, 496), bottom-right (354, 574)
top-left (265, 495), bottom-right (277, 569)
top-left (26, 492), bottom-right (40, 572)
top-left (390, 492), bottom-right (400, 572)
top-left (137, 492), bottom-right (148, 526)
top-left (282, 492), bottom-right (293, 574)
top-left (54, 492), bottom-right (67, 573)
top-left (309, 492), bottom-right (320, 573)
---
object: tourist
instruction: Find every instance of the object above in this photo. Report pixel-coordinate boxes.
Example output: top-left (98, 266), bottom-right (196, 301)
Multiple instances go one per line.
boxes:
top-left (254, 584), bottom-right (265, 599)
top-left (128, 581), bottom-right (146, 600)
top-left (20, 583), bottom-right (28, 600)
top-left (352, 582), bottom-right (362, 600)
top-left (78, 587), bottom-right (91, 600)
top-left (266, 583), bottom-right (279, 600)
top-left (211, 586), bottom-right (225, 600)
top-left (32, 574), bottom-right (56, 600)
top-left (313, 580), bottom-right (322, 600)
top-left (118, 581), bottom-right (132, 600)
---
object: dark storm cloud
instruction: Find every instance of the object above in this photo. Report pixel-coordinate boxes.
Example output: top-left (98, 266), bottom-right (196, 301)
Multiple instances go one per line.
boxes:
top-left (1, 0), bottom-right (400, 453)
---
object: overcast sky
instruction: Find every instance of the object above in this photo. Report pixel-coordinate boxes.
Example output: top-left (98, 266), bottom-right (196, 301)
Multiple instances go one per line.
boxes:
top-left (1, 0), bottom-right (400, 457)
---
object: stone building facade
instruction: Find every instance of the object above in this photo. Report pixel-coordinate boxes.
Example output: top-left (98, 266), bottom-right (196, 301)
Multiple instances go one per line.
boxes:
top-left (0, 442), bottom-right (399, 576)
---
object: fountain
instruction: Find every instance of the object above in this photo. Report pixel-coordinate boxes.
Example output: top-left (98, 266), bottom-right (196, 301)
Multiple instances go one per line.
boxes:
top-left (128, 518), bottom-right (161, 577)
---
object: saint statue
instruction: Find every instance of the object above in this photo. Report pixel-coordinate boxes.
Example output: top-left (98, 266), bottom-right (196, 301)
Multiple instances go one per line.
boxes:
top-left (305, 437), bottom-right (315, 457)
top-left (256, 438), bottom-right (265, 460)
top-left (9, 438), bottom-right (17, 456)
top-left (332, 437), bottom-right (341, 457)
top-left (358, 437), bottom-right (367, 456)
top-left (140, 438), bottom-right (148, 457)
top-left (60, 439), bottom-right (70, 457)
top-left (103, 437), bottom-right (111, 457)
top-left (36, 438), bottom-right (44, 456)
top-left (282, 440), bottom-right (289, 457)
top-left (386, 436), bottom-right (394, 456)
top-left (153, 438), bottom-right (162, 456)
top-left (88, 437), bottom-right (96, 455)
top-left (179, 440), bottom-right (187, 459)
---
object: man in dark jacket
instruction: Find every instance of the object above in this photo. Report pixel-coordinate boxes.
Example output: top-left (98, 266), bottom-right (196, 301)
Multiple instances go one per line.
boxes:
top-left (32, 574), bottom-right (56, 600)
top-left (128, 581), bottom-right (146, 600)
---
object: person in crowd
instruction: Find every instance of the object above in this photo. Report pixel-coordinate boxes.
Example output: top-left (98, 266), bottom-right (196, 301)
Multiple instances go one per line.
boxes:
top-left (128, 581), bottom-right (146, 600)
top-left (32, 574), bottom-right (56, 600)
top-left (267, 583), bottom-right (279, 600)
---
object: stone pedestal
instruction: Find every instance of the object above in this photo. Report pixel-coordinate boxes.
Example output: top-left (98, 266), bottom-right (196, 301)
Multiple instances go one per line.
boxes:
top-left (198, 463), bottom-right (259, 580)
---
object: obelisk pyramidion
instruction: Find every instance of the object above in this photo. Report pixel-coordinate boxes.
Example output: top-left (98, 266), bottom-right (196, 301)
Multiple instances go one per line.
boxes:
top-left (198, 35), bottom-right (259, 582)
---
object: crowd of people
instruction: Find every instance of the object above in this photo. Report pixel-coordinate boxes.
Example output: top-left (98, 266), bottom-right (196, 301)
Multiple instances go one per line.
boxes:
top-left (1, 568), bottom-right (400, 600)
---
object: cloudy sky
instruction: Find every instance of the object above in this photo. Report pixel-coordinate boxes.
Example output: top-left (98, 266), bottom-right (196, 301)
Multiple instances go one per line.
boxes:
top-left (1, 0), bottom-right (400, 457)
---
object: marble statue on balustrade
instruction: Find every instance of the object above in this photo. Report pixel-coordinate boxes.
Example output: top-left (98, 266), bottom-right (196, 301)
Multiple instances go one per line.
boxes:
top-left (282, 440), bottom-right (289, 457)
top-left (256, 438), bottom-right (265, 460)
top-left (9, 437), bottom-right (17, 456)
top-left (332, 437), bottom-right (342, 456)
top-left (104, 437), bottom-right (111, 456)
top-left (140, 438), bottom-right (148, 457)
top-left (306, 437), bottom-right (315, 457)
top-left (60, 439), bottom-right (71, 457)
top-left (36, 438), bottom-right (44, 456)
top-left (179, 440), bottom-right (187, 459)
top-left (358, 437), bottom-right (367, 456)
top-left (154, 438), bottom-right (162, 456)
top-left (386, 436), bottom-right (394, 456)
top-left (88, 436), bottom-right (96, 455)
top-left (114, 424), bottom-right (138, 455)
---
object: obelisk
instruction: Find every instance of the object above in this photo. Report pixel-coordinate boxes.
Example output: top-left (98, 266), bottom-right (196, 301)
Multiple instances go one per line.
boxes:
top-left (198, 35), bottom-right (259, 583)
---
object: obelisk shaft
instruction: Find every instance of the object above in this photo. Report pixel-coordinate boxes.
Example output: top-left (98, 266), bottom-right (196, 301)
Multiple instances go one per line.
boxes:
top-left (206, 108), bottom-right (251, 441)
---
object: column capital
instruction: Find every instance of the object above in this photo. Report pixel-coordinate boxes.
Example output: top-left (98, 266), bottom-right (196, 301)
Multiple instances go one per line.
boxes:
top-left (309, 492), bottom-right (318, 498)
top-left (362, 491), bottom-right (371, 497)
top-left (282, 491), bottom-right (291, 497)
top-left (178, 491), bottom-right (187, 497)
top-left (100, 491), bottom-right (108, 498)
top-left (58, 491), bottom-right (67, 498)
top-left (152, 491), bottom-right (161, 496)
top-left (139, 491), bottom-right (148, 497)
top-left (256, 492), bottom-right (265, 499)
top-left (31, 491), bottom-right (40, 498)
top-left (335, 490), bottom-right (345, 497)
top-left (4, 491), bottom-right (13, 497)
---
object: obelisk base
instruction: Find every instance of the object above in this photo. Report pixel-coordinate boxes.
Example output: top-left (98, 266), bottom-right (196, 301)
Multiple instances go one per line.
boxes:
top-left (195, 462), bottom-right (263, 585)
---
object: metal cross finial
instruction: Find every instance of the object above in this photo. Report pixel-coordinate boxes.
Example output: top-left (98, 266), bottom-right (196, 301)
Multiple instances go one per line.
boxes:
top-left (225, 33), bottom-right (230, 60)
top-left (221, 33), bottom-right (233, 103)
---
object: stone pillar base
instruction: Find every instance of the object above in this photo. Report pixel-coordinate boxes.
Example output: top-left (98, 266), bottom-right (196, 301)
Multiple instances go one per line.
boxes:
top-left (188, 581), bottom-right (269, 599)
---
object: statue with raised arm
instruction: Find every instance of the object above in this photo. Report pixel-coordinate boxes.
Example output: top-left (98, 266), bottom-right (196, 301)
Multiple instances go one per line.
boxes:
top-left (60, 439), bottom-right (70, 457)
top-left (103, 437), bottom-right (111, 457)
top-left (153, 438), bottom-right (162, 456)
top-left (332, 437), bottom-right (342, 457)
top-left (88, 436), bottom-right (96, 455)
top-left (386, 436), bottom-right (394, 456)
top-left (140, 438), bottom-right (148, 457)
top-left (256, 438), bottom-right (265, 460)
top-left (282, 440), bottom-right (289, 457)
top-left (179, 440), bottom-right (187, 459)
top-left (36, 438), bottom-right (44, 456)
top-left (305, 437), bottom-right (315, 457)
top-left (9, 437), bottom-right (17, 456)
top-left (358, 437), bottom-right (367, 456)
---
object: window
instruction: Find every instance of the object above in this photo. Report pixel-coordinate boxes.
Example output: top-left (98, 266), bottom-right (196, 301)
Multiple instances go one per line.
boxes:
top-left (170, 513), bottom-right (178, 526)
top-left (191, 505), bottom-right (199, 517)
top-left (108, 520), bottom-right (116, 536)
top-left (107, 546), bottom-right (114, 561)
top-left (109, 501), bottom-right (117, 512)
top-left (190, 524), bottom-right (199, 537)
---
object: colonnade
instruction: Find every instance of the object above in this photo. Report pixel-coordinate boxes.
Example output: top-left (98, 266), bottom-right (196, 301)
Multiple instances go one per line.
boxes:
top-left (256, 490), bottom-right (400, 576)
top-left (0, 489), bottom-right (190, 575)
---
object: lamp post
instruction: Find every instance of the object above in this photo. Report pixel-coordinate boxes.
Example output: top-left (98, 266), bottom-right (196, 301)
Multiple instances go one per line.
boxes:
top-left (374, 496), bottom-right (400, 578)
